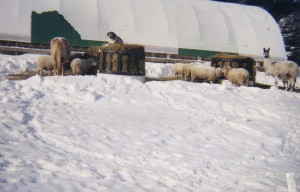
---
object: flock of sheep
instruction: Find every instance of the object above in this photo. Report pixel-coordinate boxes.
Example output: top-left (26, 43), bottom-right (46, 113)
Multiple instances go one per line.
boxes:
top-left (172, 48), bottom-right (299, 91)
top-left (37, 37), bottom-right (96, 76)
top-left (35, 37), bottom-right (299, 91)
top-left (172, 63), bottom-right (250, 87)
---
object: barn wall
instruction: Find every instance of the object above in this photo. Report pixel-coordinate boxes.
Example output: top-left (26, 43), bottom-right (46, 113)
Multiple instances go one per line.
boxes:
top-left (31, 11), bottom-right (105, 47)
top-left (0, 0), bottom-right (287, 61)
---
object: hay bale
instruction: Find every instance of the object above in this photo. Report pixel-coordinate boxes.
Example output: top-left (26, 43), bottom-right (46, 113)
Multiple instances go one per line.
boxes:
top-left (98, 44), bottom-right (145, 76)
top-left (87, 46), bottom-right (102, 57)
top-left (212, 53), bottom-right (250, 60)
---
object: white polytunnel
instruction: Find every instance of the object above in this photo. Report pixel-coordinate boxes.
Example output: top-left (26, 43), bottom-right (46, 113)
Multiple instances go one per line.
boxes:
top-left (0, 0), bottom-right (287, 61)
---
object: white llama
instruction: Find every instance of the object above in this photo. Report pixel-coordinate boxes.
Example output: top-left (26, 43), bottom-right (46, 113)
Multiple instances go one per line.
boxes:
top-left (262, 48), bottom-right (299, 91)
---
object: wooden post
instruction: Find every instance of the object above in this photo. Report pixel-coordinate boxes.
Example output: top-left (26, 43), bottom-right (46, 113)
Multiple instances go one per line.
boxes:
top-left (127, 54), bottom-right (131, 75)
top-left (117, 52), bottom-right (122, 72)
top-left (286, 173), bottom-right (297, 192)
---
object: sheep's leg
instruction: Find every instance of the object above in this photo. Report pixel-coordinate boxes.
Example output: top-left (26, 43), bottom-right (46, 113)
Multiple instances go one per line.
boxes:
top-left (284, 82), bottom-right (289, 90)
top-left (184, 71), bottom-right (188, 81)
top-left (245, 79), bottom-right (250, 87)
top-left (274, 76), bottom-right (279, 88)
top-left (282, 78), bottom-right (288, 90)
top-left (290, 78), bottom-right (296, 91)
top-left (284, 82), bottom-right (287, 90)
top-left (76, 66), bottom-right (80, 75)
top-left (287, 81), bottom-right (292, 91)
top-left (191, 76), bottom-right (195, 82)
top-left (186, 74), bottom-right (191, 81)
top-left (288, 80), bottom-right (292, 91)
top-left (237, 80), bottom-right (242, 86)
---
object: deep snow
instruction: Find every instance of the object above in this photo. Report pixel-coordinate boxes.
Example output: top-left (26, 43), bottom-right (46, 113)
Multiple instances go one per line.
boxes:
top-left (0, 54), bottom-right (299, 192)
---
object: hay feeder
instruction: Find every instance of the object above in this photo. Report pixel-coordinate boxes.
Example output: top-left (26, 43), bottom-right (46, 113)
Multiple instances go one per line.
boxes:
top-left (94, 44), bottom-right (145, 76)
top-left (211, 54), bottom-right (256, 84)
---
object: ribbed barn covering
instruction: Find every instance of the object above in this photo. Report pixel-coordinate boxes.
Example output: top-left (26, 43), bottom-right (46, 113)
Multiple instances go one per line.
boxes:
top-left (0, 0), bottom-right (286, 61)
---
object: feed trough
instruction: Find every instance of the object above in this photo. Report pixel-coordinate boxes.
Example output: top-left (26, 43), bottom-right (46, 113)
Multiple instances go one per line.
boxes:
top-left (88, 44), bottom-right (145, 76)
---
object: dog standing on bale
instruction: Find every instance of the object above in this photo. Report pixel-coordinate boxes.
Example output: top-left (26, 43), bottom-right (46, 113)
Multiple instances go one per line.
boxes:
top-left (105, 32), bottom-right (123, 47)
top-left (50, 37), bottom-right (70, 76)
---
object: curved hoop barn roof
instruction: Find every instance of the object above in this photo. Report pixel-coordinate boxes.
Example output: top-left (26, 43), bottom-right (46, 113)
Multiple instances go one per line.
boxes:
top-left (0, 0), bottom-right (286, 61)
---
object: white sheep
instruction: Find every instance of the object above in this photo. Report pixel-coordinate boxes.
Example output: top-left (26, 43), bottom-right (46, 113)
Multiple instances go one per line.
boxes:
top-left (190, 65), bottom-right (223, 83)
top-left (222, 66), bottom-right (250, 87)
top-left (71, 58), bottom-right (97, 75)
top-left (172, 63), bottom-right (185, 79)
top-left (263, 48), bottom-right (299, 91)
top-left (36, 55), bottom-right (53, 76)
top-left (182, 63), bottom-right (197, 81)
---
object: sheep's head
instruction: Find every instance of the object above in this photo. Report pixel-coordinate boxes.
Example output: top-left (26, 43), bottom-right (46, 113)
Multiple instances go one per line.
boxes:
top-left (221, 66), bottom-right (231, 75)
top-left (256, 61), bottom-right (265, 72)
top-left (88, 58), bottom-right (97, 66)
top-left (215, 67), bottom-right (223, 77)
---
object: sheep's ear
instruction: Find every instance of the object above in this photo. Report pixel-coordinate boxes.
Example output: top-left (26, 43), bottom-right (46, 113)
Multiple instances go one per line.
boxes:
top-left (263, 47), bottom-right (266, 52)
top-left (267, 48), bottom-right (270, 52)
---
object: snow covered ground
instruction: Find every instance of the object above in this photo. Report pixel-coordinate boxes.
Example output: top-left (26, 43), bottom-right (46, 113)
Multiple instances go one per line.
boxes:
top-left (0, 54), bottom-right (300, 192)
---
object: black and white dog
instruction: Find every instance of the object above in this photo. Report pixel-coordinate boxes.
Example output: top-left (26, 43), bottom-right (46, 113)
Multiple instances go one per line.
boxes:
top-left (105, 32), bottom-right (123, 47)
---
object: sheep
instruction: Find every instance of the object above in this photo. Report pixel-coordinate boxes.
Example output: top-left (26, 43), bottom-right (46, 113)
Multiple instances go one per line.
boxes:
top-left (263, 48), bottom-right (299, 91)
top-left (182, 63), bottom-right (197, 81)
top-left (222, 66), bottom-right (250, 87)
top-left (50, 37), bottom-right (70, 76)
top-left (190, 65), bottom-right (223, 83)
top-left (172, 63), bottom-right (185, 79)
top-left (71, 58), bottom-right (97, 75)
top-left (69, 52), bottom-right (90, 62)
top-left (36, 55), bottom-right (53, 76)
